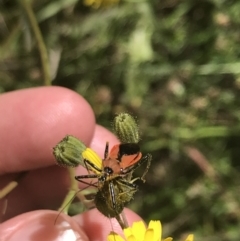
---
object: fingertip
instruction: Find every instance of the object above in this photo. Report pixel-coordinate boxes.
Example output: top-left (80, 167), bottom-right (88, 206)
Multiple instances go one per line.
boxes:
top-left (0, 210), bottom-right (89, 241)
top-left (0, 86), bottom-right (95, 174)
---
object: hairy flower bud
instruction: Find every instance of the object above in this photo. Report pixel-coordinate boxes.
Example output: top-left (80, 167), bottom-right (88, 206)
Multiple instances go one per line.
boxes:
top-left (113, 113), bottom-right (140, 143)
top-left (53, 135), bottom-right (87, 167)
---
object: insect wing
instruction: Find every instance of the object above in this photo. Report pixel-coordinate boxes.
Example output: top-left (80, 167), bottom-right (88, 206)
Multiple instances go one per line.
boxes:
top-left (109, 144), bottom-right (142, 169)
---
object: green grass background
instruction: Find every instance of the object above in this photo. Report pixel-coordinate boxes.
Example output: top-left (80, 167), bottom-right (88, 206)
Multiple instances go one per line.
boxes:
top-left (1, 0), bottom-right (240, 240)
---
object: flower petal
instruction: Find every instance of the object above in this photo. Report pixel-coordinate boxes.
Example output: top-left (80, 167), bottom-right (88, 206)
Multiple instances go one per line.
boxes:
top-left (144, 229), bottom-right (154, 241)
top-left (132, 221), bottom-right (146, 241)
top-left (128, 235), bottom-right (138, 241)
top-left (124, 227), bottom-right (133, 239)
top-left (163, 238), bottom-right (173, 241)
top-left (184, 234), bottom-right (194, 241)
top-left (108, 232), bottom-right (125, 241)
top-left (148, 220), bottom-right (161, 241)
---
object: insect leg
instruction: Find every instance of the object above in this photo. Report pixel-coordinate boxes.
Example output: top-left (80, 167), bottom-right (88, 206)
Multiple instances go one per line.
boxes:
top-left (140, 154), bottom-right (152, 182)
top-left (84, 159), bottom-right (102, 173)
top-left (75, 174), bottom-right (99, 187)
top-left (117, 178), bottom-right (138, 189)
top-left (109, 181), bottom-right (117, 209)
top-left (121, 153), bottom-right (152, 182)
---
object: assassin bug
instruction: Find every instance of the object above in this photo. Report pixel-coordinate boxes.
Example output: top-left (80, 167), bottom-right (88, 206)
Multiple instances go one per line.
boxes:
top-left (75, 141), bottom-right (152, 228)
top-left (53, 135), bottom-right (150, 228)
top-left (78, 143), bottom-right (150, 178)
top-left (75, 141), bottom-right (151, 203)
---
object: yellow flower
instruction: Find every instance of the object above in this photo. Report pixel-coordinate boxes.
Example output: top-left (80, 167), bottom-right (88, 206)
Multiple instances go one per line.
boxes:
top-left (107, 220), bottom-right (194, 241)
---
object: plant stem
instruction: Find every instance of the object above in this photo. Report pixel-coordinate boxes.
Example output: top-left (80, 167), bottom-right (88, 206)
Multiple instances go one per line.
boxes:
top-left (20, 0), bottom-right (51, 86)
top-left (58, 168), bottom-right (78, 214)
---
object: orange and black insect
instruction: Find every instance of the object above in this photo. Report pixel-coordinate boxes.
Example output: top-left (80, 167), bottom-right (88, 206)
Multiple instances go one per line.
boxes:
top-left (76, 142), bottom-right (151, 181)
top-left (75, 141), bottom-right (152, 228)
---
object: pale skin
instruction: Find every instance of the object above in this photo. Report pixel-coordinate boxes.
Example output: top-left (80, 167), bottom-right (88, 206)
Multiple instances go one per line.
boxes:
top-left (0, 87), bottom-right (142, 241)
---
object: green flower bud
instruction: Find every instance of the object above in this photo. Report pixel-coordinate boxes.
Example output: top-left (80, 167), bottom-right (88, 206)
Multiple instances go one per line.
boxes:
top-left (53, 135), bottom-right (87, 167)
top-left (113, 113), bottom-right (140, 143)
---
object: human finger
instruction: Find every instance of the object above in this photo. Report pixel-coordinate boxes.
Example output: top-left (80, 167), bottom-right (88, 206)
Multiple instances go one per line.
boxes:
top-left (0, 86), bottom-right (95, 220)
top-left (0, 86), bottom-right (95, 175)
top-left (0, 210), bottom-right (89, 241)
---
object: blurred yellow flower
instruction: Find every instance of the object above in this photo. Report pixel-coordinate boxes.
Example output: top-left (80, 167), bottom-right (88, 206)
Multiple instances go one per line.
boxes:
top-left (107, 220), bottom-right (194, 241)
top-left (83, 0), bottom-right (119, 8)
